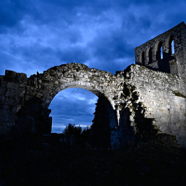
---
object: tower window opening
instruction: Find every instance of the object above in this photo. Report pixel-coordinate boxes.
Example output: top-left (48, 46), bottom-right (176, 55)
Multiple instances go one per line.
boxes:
top-left (171, 40), bottom-right (175, 54)
top-left (169, 36), bottom-right (175, 55)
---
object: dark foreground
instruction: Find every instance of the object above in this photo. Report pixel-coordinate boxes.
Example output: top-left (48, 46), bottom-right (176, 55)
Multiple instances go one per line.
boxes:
top-left (0, 134), bottom-right (186, 186)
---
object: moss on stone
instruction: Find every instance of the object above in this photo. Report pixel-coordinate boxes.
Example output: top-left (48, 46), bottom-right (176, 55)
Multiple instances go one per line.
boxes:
top-left (172, 91), bottom-right (186, 98)
top-left (119, 105), bottom-right (124, 109)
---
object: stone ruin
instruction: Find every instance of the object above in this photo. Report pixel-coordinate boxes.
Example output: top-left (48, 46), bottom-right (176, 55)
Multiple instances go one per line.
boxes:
top-left (0, 22), bottom-right (186, 149)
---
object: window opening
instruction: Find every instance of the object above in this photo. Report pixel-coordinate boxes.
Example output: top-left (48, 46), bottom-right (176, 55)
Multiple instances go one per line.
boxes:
top-left (160, 46), bottom-right (163, 59)
top-left (169, 36), bottom-right (175, 55)
top-left (171, 40), bottom-right (175, 54)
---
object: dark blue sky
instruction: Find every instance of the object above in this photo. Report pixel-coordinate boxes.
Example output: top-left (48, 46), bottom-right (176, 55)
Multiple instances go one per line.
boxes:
top-left (0, 0), bottom-right (186, 133)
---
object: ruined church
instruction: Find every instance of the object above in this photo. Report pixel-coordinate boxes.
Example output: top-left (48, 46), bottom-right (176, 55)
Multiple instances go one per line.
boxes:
top-left (0, 22), bottom-right (186, 149)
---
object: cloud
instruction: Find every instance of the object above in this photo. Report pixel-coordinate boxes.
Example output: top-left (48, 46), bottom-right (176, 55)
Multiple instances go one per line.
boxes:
top-left (0, 0), bottom-right (26, 31)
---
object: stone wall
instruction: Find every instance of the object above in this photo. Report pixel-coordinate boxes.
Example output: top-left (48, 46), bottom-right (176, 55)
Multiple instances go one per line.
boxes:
top-left (0, 71), bottom-right (27, 133)
top-left (132, 22), bottom-right (186, 147)
top-left (122, 64), bottom-right (186, 147)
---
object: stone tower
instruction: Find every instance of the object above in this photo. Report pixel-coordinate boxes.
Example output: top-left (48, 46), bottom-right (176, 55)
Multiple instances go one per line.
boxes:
top-left (135, 22), bottom-right (186, 89)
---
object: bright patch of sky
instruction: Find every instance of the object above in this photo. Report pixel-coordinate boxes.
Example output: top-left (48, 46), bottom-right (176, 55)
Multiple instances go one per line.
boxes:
top-left (49, 88), bottom-right (98, 133)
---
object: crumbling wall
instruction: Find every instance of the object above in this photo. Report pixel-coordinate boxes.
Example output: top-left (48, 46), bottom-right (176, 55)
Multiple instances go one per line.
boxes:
top-left (0, 71), bottom-right (27, 133)
top-left (0, 70), bottom-right (52, 134)
top-left (122, 64), bottom-right (186, 147)
top-left (16, 97), bottom-right (52, 134)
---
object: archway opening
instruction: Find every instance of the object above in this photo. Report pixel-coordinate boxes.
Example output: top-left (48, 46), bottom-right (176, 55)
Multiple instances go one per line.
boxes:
top-left (48, 88), bottom-right (98, 133)
top-left (48, 87), bottom-right (118, 148)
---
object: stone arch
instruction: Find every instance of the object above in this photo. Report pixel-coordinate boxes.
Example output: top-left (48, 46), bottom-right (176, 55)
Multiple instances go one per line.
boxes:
top-left (31, 64), bottom-right (115, 110)
top-left (43, 81), bottom-right (105, 108)
top-left (45, 83), bottom-right (118, 134)
top-left (21, 63), bottom-right (119, 147)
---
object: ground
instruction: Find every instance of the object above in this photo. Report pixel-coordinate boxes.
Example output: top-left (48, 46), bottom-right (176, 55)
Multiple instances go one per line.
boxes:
top-left (0, 133), bottom-right (186, 186)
